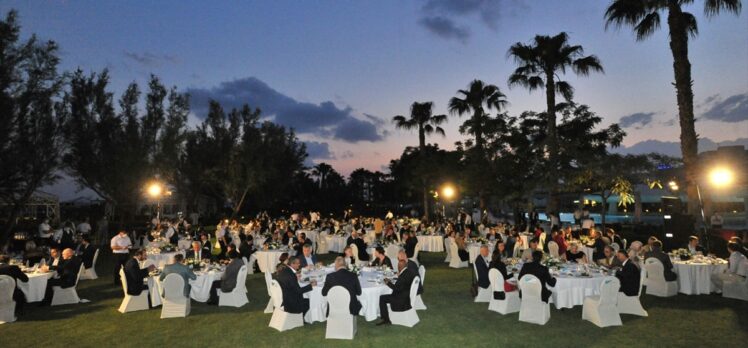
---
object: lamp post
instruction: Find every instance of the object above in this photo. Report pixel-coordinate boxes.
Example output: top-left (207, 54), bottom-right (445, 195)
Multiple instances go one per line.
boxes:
top-left (698, 167), bottom-right (736, 251)
top-left (147, 182), bottom-right (165, 223)
top-left (440, 184), bottom-right (456, 219)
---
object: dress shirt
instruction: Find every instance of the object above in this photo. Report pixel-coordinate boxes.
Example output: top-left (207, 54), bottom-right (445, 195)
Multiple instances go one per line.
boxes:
top-left (111, 234), bottom-right (132, 254)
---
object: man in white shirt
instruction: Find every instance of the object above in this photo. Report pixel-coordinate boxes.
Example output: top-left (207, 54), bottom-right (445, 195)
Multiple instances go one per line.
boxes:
top-left (385, 210), bottom-right (394, 220)
top-left (111, 230), bottom-right (132, 285)
top-left (710, 213), bottom-right (724, 230)
top-left (711, 242), bottom-right (748, 293)
top-left (38, 219), bottom-right (52, 245)
top-left (76, 218), bottom-right (92, 236)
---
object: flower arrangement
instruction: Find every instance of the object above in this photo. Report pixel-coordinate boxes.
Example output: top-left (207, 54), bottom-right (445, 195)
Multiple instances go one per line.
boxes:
top-left (673, 248), bottom-right (691, 260)
top-left (543, 257), bottom-right (563, 268)
top-left (579, 235), bottom-right (593, 245)
top-left (475, 237), bottom-right (489, 245)
top-left (266, 242), bottom-right (281, 250)
top-left (347, 263), bottom-right (360, 275)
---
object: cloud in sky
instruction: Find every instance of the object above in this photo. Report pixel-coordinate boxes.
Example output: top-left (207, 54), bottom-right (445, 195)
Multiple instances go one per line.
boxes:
top-left (305, 141), bottom-right (334, 160)
top-left (418, 16), bottom-right (470, 43)
top-left (701, 93), bottom-right (748, 123)
top-left (619, 112), bottom-right (656, 129)
top-left (123, 51), bottom-right (178, 67)
top-left (418, 0), bottom-right (508, 42)
top-left (186, 77), bottom-right (384, 143)
top-left (611, 137), bottom-right (748, 157)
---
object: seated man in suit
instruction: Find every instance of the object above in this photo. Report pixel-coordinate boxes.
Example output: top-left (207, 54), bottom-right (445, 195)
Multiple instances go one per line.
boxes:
top-left (346, 230), bottom-right (370, 262)
top-left (43, 247), bottom-right (61, 271)
top-left (39, 248), bottom-right (83, 306)
top-left (403, 231), bottom-right (418, 258)
top-left (370, 246), bottom-right (393, 269)
top-left (711, 242), bottom-right (748, 293)
top-left (276, 256), bottom-right (315, 316)
top-left (291, 232), bottom-right (308, 256)
top-left (322, 256), bottom-right (362, 316)
top-left (160, 254), bottom-right (196, 298)
top-left (207, 250), bottom-right (244, 305)
top-left (615, 249), bottom-right (640, 296)
top-left (298, 244), bottom-right (317, 269)
top-left (76, 236), bottom-right (97, 271)
top-left (474, 245), bottom-right (491, 290)
top-left (123, 249), bottom-right (155, 297)
top-left (377, 259), bottom-right (417, 326)
top-left (518, 250), bottom-right (557, 303)
top-left (687, 235), bottom-right (706, 255)
top-left (597, 245), bottom-right (622, 268)
top-left (199, 233), bottom-right (212, 258)
top-left (397, 250), bottom-right (423, 295)
top-left (521, 238), bottom-right (542, 262)
top-left (239, 235), bottom-right (255, 260)
top-left (0, 254), bottom-right (29, 315)
top-left (644, 240), bottom-right (677, 281)
top-left (186, 241), bottom-right (207, 262)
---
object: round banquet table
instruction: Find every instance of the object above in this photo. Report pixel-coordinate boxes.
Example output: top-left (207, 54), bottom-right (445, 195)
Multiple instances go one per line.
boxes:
top-left (468, 241), bottom-right (497, 263)
top-left (17, 272), bottom-right (54, 302)
top-left (549, 273), bottom-right (605, 309)
top-left (255, 249), bottom-right (286, 273)
top-left (416, 235), bottom-right (445, 252)
top-left (324, 235), bottom-right (348, 253)
top-left (146, 251), bottom-right (183, 268)
top-left (581, 246), bottom-right (595, 261)
top-left (302, 268), bottom-right (393, 323)
top-left (673, 260), bottom-right (728, 295)
top-left (148, 268), bottom-right (224, 305)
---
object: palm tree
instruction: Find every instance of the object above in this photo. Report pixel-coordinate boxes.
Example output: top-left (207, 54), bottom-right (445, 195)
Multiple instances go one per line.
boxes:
top-left (604, 0), bottom-right (742, 216)
top-left (507, 32), bottom-right (603, 213)
top-left (311, 162), bottom-right (333, 190)
top-left (392, 101), bottom-right (448, 221)
top-left (448, 79), bottom-right (508, 152)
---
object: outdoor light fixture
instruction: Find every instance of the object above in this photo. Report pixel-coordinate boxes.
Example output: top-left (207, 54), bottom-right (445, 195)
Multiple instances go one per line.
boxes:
top-left (147, 182), bottom-right (163, 198)
top-left (441, 185), bottom-right (455, 199)
top-left (709, 167), bottom-right (734, 188)
top-left (668, 180), bottom-right (679, 191)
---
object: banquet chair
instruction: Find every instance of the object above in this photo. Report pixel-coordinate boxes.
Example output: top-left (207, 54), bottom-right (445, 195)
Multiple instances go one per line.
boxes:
top-left (264, 271), bottom-right (274, 313)
top-left (387, 277), bottom-right (420, 327)
top-left (448, 242), bottom-right (468, 269)
top-left (487, 269), bottom-right (520, 315)
top-left (0, 275), bottom-right (16, 324)
top-left (473, 263), bottom-right (491, 302)
top-left (325, 286), bottom-right (356, 340)
top-left (722, 274), bottom-right (748, 301)
top-left (414, 265), bottom-right (427, 310)
top-left (349, 244), bottom-right (366, 267)
top-left (243, 255), bottom-right (258, 275)
top-left (582, 276), bottom-right (622, 327)
top-left (644, 258), bottom-right (678, 297)
top-left (617, 268), bottom-right (648, 317)
top-left (160, 273), bottom-right (190, 318)
top-left (219, 265), bottom-right (249, 307)
top-left (409, 243), bottom-right (421, 266)
top-left (51, 264), bottom-right (84, 306)
top-left (444, 238), bottom-right (453, 263)
top-left (118, 269), bottom-right (149, 313)
top-left (268, 280), bottom-right (304, 332)
top-left (316, 232), bottom-right (330, 254)
top-left (548, 241), bottom-right (559, 259)
top-left (80, 249), bottom-right (99, 280)
top-left (518, 275), bottom-right (550, 325)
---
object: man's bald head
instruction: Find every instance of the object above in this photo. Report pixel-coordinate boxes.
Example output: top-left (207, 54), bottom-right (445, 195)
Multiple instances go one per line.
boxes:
top-left (334, 256), bottom-right (346, 270)
top-left (62, 248), bottom-right (74, 259)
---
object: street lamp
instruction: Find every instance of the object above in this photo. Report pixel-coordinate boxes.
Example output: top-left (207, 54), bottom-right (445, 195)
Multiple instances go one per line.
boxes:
top-left (147, 181), bottom-right (168, 222)
top-left (439, 184), bottom-right (456, 219)
top-left (709, 167), bottom-right (734, 188)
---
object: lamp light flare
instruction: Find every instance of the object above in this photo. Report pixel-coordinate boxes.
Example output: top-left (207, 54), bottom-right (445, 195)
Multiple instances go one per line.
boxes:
top-left (441, 186), bottom-right (455, 199)
top-left (709, 168), bottom-right (734, 188)
top-left (147, 183), bottom-right (163, 197)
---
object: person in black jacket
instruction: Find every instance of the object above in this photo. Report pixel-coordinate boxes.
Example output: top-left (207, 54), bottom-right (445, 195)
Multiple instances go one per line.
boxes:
top-left (587, 228), bottom-right (606, 262)
top-left (77, 236), bottom-right (97, 270)
top-left (377, 259), bottom-right (417, 326)
top-left (276, 256), bottom-right (315, 316)
top-left (687, 235), bottom-right (707, 255)
top-left (322, 256), bottom-right (362, 316)
top-left (123, 249), bottom-right (155, 296)
top-left (370, 246), bottom-right (392, 269)
top-left (39, 248), bottom-right (83, 306)
top-left (518, 250), bottom-right (556, 303)
top-left (397, 250), bottom-right (423, 295)
top-left (644, 240), bottom-right (677, 281)
top-left (615, 249), bottom-right (640, 296)
top-left (346, 230), bottom-right (370, 262)
top-left (0, 255), bottom-right (29, 315)
top-left (474, 245), bottom-right (491, 289)
top-left (207, 250), bottom-right (244, 305)
top-left (403, 232), bottom-right (418, 258)
top-left (489, 251), bottom-right (516, 294)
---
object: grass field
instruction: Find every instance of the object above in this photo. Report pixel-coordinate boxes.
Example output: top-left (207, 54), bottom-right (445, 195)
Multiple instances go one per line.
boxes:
top-left (1, 251), bottom-right (746, 348)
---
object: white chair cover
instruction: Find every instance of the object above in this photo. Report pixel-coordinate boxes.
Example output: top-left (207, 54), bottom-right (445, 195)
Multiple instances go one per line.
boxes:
top-left (0, 275), bottom-right (16, 324)
top-left (268, 280), bottom-right (304, 332)
top-left (617, 268), bottom-right (648, 316)
top-left (317, 232), bottom-right (330, 254)
top-left (582, 276), bottom-right (622, 327)
top-left (414, 265), bottom-right (427, 310)
top-left (444, 237), bottom-right (452, 263)
top-left (449, 242), bottom-right (467, 269)
top-left (722, 260), bottom-right (748, 301)
top-left (219, 265), bottom-right (248, 307)
top-left (487, 269), bottom-right (520, 315)
top-left (80, 249), bottom-right (99, 280)
top-left (388, 277), bottom-right (420, 327)
top-left (118, 269), bottom-right (149, 313)
top-left (51, 264), bottom-right (84, 306)
top-left (644, 258), bottom-right (678, 297)
top-left (473, 263), bottom-right (491, 302)
top-left (349, 244), bottom-right (365, 267)
top-left (518, 275), bottom-right (550, 325)
top-left (264, 271), bottom-right (274, 313)
top-left (325, 286), bottom-right (356, 340)
top-left (409, 243), bottom-right (421, 266)
top-left (548, 241), bottom-right (559, 258)
top-left (161, 273), bottom-right (190, 318)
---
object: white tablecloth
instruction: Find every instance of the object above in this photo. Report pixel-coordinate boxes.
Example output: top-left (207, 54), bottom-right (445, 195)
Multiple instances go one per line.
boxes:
top-left (303, 269), bottom-right (393, 323)
top-left (148, 269), bottom-right (224, 305)
top-left (325, 235), bottom-right (348, 253)
top-left (147, 251), bottom-right (183, 268)
top-left (416, 235), bottom-right (444, 252)
top-left (256, 250), bottom-right (286, 273)
top-left (17, 272), bottom-right (53, 302)
top-left (550, 274), bottom-right (605, 309)
top-left (673, 261), bottom-right (728, 295)
top-left (581, 246), bottom-right (595, 261)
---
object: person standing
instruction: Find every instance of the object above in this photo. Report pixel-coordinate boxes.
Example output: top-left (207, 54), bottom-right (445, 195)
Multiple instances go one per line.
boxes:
top-left (76, 217), bottom-right (92, 237)
top-left (111, 230), bottom-right (132, 285)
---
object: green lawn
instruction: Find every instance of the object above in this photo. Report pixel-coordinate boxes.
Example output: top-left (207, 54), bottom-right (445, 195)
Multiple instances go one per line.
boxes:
top-left (1, 251), bottom-right (746, 348)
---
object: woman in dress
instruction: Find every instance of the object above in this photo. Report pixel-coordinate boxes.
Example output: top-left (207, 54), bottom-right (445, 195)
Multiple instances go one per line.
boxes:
top-left (455, 232), bottom-right (469, 262)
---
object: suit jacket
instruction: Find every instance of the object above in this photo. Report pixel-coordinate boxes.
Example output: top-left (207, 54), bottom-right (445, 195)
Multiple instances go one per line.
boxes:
top-left (0, 264), bottom-right (29, 283)
top-left (80, 244), bottom-right (97, 269)
top-left (404, 237), bottom-right (418, 258)
top-left (53, 256), bottom-right (82, 289)
top-left (322, 268), bottom-right (362, 315)
top-left (299, 254), bottom-right (318, 268)
top-left (221, 258), bottom-right (244, 293)
top-left (124, 257), bottom-right (150, 295)
top-left (615, 259), bottom-right (640, 296)
top-left (346, 237), bottom-right (370, 261)
top-left (518, 261), bottom-right (556, 303)
top-left (186, 249), bottom-right (207, 260)
top-left (291, 238), bottom-right (308, 255)
top-left (475, 255), bottom-right (490, 289)
top-left (589, 239), bottom-right (606, 260)
top-left (276, 267), bottom-right (312, 313)
top-left (598, 255), bottom-right (622, 268)
top-left (386, 267), bottom-right (416, 311)
top-left (370, 256), bottom-right (392, 269)
top-left (239, 243), bottom-right (255, 259)
top-left (200, 240), bottom-right (212, 256)
top-left (644, 250), bottom-right (677, 281)
top-left (46, 256), bottom-right (61, 271)
top-left (160, 262), bottom-right (197, 297)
